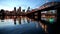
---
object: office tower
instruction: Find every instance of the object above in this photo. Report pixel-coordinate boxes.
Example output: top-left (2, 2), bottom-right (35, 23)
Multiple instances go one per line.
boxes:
top-left (19, 7), bottom-right (21, 12)
top-left (22, 9), bottom-right (25, 13)
top-left (14, 7), bottom-right (16, 15)
top-left (26, 7), bottom-right (30, 12)
top-left (28, 7), bottom-right (30, 10)
top-left (14, 7), bottom-right (16, 12)
top-left (17, 7), bottom-right (21, 15)
top-left (17, 7), bottom-right (21, 12)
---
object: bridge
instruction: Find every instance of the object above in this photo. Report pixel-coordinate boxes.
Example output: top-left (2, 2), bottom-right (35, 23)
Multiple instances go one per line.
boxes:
top-left (26, 2), bottom-right (60, 24)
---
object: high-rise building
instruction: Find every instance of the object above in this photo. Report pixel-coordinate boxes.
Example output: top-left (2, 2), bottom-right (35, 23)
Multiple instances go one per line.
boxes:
top-left (19, 7), bottom-right (21, 12)
top-left (28, 7), bottom-right (30, 10)
top-left (26, 7), bottom-right (30, 12)
top-left (14, 7), bottom-right (16, 15)
top-left (22, 9), bottom-right (26, 15)
top-left (22, 9), bottom-right (25, 13)
top-left (17, 7), bottom-right (21, 15)
top-left (14, 7), bottom-right (16, 12)
top-left (17, 7), bottom-right (21, 12)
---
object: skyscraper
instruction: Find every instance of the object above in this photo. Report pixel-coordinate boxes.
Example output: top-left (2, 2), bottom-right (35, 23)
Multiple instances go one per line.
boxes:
top-left (22, 9), bottom-right (25, 13)
top-left (22, 9), bottom-right (25, 15)
top-left (17, 7), bottom-right (21, 15)
top-left (14, 7), bottom-right (16, 12)
top-left (19, 7), bottom-right (21, 12)
top-left (14, 7), bottom-right (16, 15)
top-left (26, 7), bottom-right (30, 13)
top-left (28, 7), bottom-right (30, 10)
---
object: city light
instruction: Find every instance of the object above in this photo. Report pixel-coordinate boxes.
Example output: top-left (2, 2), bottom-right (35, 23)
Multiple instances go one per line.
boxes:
top-left (49, 18), bottom-right (54, 24)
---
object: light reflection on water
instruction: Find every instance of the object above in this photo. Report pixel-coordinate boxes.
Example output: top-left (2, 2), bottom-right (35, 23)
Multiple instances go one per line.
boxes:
top-left (0, 16), bottom-right (39, 28)
top-left (39, 21), bottom-right (48, 33)
top-left (0, 19), bottom-right (14, 27)
top-left (0, 16), bottom-right (57, 34)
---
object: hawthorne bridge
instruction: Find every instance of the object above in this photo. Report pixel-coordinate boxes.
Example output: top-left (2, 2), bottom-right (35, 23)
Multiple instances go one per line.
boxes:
top-left (25, 2), bottom-right (60, 34)
top-left (26, 2), bottom-right (60, 24)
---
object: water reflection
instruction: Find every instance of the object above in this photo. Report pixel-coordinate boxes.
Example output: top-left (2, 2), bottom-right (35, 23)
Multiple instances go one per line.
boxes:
top-left (18, 16), bottom-right (21, 24)
top-left (14, 16), bottom-right (16, 25)
top-left (0, 16), bottom-right (32, 26)
top-left (0, 16), bottom-right (58, 34)
top-left (39, 21), bottom-right (48, 33)
top-left (26, 17), bottom-right (30, 23)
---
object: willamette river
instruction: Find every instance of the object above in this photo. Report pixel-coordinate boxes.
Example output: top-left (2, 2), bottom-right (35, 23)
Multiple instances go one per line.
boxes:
top-left (0, 16), bottom-right (58, 34)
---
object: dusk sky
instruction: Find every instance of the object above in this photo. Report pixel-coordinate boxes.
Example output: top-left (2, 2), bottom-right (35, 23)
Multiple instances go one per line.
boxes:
top-left (0, 0), bottom-right (60, 11)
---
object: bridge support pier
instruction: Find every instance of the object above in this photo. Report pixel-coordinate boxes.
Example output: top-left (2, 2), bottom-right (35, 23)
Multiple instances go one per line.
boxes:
top-left (32, 13), bottom-right (34, 18)
top-left (56, 7), bottom-right (60, 34)
top-left (37, 10), bottom-right (41, 21)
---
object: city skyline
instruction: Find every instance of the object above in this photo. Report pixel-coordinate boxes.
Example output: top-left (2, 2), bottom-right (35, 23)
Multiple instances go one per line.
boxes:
top-left (0, 0), bottom-right (60, 11)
